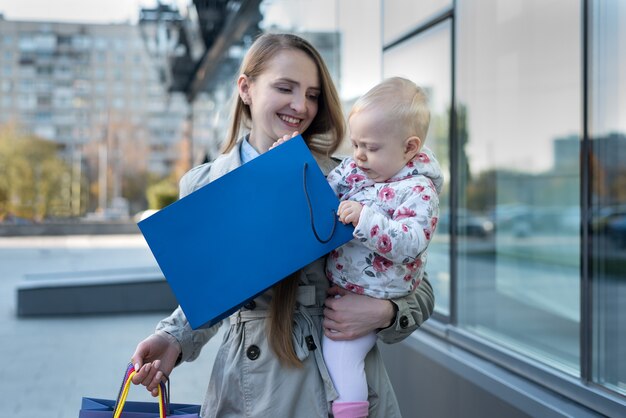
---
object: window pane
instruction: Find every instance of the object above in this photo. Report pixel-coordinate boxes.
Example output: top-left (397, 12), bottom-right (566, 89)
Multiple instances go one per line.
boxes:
top-left (590, 0), bottom-right (626, 396)
top-left (383, 21), bottom-right (452, 315)
top-left (383, 0), bottom-right (452, 45)
top-left (260, 0), bottom-right (382, 101)
top-left (456, 0), bottom-right (581, 374)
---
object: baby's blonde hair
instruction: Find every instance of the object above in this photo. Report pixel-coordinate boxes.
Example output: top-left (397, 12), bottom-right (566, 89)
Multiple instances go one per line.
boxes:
top-left (349, 77), bottom-right (430, 143)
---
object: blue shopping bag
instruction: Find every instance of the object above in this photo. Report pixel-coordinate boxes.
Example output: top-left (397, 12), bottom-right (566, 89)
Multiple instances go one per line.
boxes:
top-left (79, 364), bottom-right (200, 417)
top-left (79, 398), bottom-right (200, 418)
top-left (138, 135), bottom-right (354, 329)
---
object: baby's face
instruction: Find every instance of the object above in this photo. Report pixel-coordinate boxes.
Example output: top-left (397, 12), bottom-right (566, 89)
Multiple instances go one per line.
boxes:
top-left (348, 108), bottom-right (413, 182)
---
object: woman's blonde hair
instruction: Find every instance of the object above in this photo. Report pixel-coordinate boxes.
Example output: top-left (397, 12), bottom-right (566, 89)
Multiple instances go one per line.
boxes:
top-left (222, 33), bottom-right (345, 367)
top-left (223, 33), bottom-right (345, 156)
top-left (349, 76), bottom-right (430, 142)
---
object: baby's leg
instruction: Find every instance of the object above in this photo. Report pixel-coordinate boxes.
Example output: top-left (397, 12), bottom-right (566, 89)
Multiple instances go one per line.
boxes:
top-left (323, 331), bottom-right (377, 403)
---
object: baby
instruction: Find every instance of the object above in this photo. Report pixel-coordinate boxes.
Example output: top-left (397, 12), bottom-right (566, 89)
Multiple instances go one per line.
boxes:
top-left (324, 77), bottom-right (442, 418)
top-left (272, 77), bottom-right (442, 418)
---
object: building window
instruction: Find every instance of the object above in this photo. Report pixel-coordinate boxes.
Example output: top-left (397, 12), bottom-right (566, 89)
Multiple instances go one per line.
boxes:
top-left (94, 38), bottom-right (107, 50)
top-left (1, 80), bottom-right (12, 93)
top-left (37, 95), bottom-right (52, 106)
top-left (590, 0), bottom-right (626, 397)
top-left (18, 93), bottom-right (37, 110)
top-left (112, 98), bottom-right (125, 109)
top-left (18, 35), bottom-right (35, 52)
top-left (33, 33), bottom-right (57, 51)
top-left (455, 0), bottom-right (581, 375)
top-left (383, 19), bottom-right (452, 316)
top-left (72, 34), bottom-right (92, 49)
top-left (1, 96), bottom-right (12, 108)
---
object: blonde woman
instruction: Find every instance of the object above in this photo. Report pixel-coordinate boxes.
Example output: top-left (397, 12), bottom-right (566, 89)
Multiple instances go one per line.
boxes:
top-left (130, 34), bottom-right (435, 418)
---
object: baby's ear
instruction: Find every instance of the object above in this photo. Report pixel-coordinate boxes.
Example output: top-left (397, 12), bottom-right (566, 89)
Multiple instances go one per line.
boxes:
top-left (405, 136), bottom-right (422, 156)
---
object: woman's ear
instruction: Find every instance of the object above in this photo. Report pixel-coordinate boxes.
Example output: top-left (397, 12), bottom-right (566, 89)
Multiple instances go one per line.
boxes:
top-left (405, 136), bottom-right (422, 157)
top-left (238, 74), bottom-right (251, 105)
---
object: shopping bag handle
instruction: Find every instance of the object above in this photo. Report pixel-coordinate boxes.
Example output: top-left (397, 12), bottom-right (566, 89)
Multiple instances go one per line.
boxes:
top-left (113, 363), bottom-right (169, 418)
top-left (303, 162), bottom-right (337, 244)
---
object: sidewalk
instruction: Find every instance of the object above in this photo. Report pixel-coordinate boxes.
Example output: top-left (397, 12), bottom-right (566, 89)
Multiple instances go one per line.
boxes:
top-left (0, 234), bottom-right (223, 418)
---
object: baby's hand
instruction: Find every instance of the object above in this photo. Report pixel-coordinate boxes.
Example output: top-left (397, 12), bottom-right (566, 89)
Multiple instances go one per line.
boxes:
top-left (270, 131), bottom-right (299, 150)
top-left (337, 200), bottom-right (363, 227)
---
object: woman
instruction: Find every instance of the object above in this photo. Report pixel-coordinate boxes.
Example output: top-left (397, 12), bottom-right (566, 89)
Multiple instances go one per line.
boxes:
top-left (131, 33), bottom-right (435, 418)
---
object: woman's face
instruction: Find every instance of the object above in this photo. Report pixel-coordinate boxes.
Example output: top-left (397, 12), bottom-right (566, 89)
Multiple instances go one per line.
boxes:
top-left (239, 49), bottom-right (320, 152)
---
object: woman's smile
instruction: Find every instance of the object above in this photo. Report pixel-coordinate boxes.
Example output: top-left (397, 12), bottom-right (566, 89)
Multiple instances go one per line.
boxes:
top-left (278, 113), bottom-right (303, 128)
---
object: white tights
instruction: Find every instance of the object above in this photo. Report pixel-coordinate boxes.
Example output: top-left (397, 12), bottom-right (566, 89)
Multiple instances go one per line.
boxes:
top-left (323, 331), bottom-right (377, 403)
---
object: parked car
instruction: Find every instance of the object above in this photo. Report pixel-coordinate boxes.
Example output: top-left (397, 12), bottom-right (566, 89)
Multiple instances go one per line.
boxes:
top-left (489, 204), bottom-right (532, 237)
top-left (438, 209), bottom-right (494, 238)
top-left (591, 205), bottom-right (626, 234)
top-left (606, 214), bottom-right (626, 248)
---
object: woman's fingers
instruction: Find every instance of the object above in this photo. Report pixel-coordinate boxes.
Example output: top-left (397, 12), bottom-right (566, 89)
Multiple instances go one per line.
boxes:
top-left (145, 359), bottom-right (163, 391)
top-left (270, 131), bottom-right (300, 150)
top-left (324, 289), bottom-right (394, 340)
top-left (134, 360), bottom-right (166, 397)
top-left (326, 285), bottom-right (349, 298)
top-left (148, 371), bottom-right (164, 397)
top-left (138, 363), bottom-right (155, 386)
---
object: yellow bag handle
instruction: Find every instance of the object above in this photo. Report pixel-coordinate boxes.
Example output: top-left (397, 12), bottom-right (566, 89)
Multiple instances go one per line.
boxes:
top-left (113, 365), bottom-right (166, 418)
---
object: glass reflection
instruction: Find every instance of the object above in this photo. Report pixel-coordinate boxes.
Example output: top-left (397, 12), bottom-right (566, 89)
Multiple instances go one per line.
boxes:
top-left (383, 21), bottom-right (451, 315)
top-left (383, 0), bottom-right (452, 45)
top-left (260, 0), bottom-right (382, 101)
top-left (590, 0), bottom-right (626, 397)
top-left (456, 0), bottom-right (581, 374)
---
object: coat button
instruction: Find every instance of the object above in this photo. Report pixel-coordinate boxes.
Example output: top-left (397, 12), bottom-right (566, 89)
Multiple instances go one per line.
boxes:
top-left (243, 300), bottom-right (256, 310)
top-left (305, 335), bottom-right (317, 351)
top-left (399, 315), bottom-right (409, 328)
top-left (246, 345), bottom-right (260, 360)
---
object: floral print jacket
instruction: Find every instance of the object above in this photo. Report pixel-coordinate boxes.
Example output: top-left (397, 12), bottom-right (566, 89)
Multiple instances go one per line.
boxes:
top-left (326, 147), bottom-right (443, 299)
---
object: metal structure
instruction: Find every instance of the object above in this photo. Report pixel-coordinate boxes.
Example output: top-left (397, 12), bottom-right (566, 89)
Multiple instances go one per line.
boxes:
top-left (140, 0), bottom-right (263, 102)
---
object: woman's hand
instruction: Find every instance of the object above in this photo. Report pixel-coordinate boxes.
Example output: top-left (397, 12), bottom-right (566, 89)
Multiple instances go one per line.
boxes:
top-left (323, 285), bottom-right (395, 340)
top-left (130, 333), bottom-right (181, 397)
top-left (269, 131), bottom-right (299, 150)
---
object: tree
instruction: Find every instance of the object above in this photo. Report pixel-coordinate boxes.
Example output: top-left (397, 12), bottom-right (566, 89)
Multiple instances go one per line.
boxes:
top-left (0, 124), bottom-right (73, 220)
top-left (146, 177), bottom-right (178, 210)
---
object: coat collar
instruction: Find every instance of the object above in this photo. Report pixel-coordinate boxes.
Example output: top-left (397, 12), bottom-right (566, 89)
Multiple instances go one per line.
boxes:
top-left (208, 139), bottom-right (244, 183)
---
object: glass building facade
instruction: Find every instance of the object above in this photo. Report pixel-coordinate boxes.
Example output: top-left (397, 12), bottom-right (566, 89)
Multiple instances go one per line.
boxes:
top-left (255, 0), bottom-right (624, 416)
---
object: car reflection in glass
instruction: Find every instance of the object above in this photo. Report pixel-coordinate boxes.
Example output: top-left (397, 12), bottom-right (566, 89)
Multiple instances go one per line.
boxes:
top-left (592, 205), bottom-right (626, 248)
top-left (438, 209), bottom-right (494, 238)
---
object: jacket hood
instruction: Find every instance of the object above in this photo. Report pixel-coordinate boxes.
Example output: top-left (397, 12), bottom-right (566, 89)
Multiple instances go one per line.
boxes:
top-left (389, 146), bottom-right (444, 195)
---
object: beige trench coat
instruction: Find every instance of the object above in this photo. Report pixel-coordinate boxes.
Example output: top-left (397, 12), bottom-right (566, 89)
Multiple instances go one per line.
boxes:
top-left (155, 140), bottom-right (435, 418)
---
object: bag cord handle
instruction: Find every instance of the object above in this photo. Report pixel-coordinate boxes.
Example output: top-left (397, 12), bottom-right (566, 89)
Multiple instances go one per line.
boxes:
top-left (113, 363), bottom-right (170, 418)
top-left (303, 162), bottom-right (337, 244)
